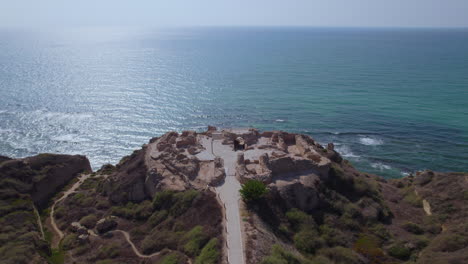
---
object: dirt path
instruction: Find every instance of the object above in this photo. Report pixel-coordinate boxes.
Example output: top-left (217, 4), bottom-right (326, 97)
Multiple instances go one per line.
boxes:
top-left (113, 230), bottom-right (192, 263)
top-left (113, 230), bottom-right (165, 258)
top-left (50, 173), bottom-right (91, 248)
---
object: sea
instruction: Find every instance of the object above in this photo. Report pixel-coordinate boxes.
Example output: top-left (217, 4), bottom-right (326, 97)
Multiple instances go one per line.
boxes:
top-left (1, 27), bottom-right (467, 178)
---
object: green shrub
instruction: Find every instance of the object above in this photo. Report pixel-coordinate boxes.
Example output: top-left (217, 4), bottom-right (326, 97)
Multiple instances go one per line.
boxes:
top-left (239, 180), bottom-right (268, 202)
top-left (294, 229), bottom-right (324, 254)
top-left (80, 178), bottom-right (99, 190)
top-left (74, 244), bottom-right (91, 256)
top-left (369, 224), bottom-right (391, 241)
top-left (153, 190), bottom-right (199, 216)
top-left (318, 247), bottom-right (361, 264)
top-left (160, 253), bottom-right (184, 264)
top-left (414, 236), bottom-right (430, 250)
top-left (353, 234), bottom-right (384, 262)
top-left (148, 210), bottom-right (168, 227)
top-left (402, 222), bottom-right (424, 235)
top-left (134, 200), bottom-right (153, 220)
top-left (353, 177), bottom-right (378, 197)
top-left (61, 234), bottom-right (78, 250)
top-left (171, 190), bottom-right (199, 216)
top-left (48, 248), bottom-right (65, 264)
top-left (388, 244), bottom-right (411, 260)
top-left (286, 208), bottom-right (314, 232)
top-left (80, 214), bottom-right (98, 229)
top-left (403, 189), bottom-right (422, 207)
top-left (141, 230), bottom-right (181, 254)
top-left (433, 233), bottom-right (468, 252)
top-left (96, 243), bottom-right (120, 259)
top-left (319, 225), bottom-right (347, 247)
top-left (338, 212), bottom-right (361, 231)
top-left (260, 244), bottom-right (309, 264)
top-left (96, 199), bottom-right (110, 210)
top-left (181, 226), bottom-right (209, 256)
top-left (153, 190), bottom-right (174, 209)
top-left (195, 238), bottom-right (219, 264)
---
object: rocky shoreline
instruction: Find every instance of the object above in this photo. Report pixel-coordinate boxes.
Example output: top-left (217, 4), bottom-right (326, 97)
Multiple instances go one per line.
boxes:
top-left (0, 126), bottom-right (467, 264)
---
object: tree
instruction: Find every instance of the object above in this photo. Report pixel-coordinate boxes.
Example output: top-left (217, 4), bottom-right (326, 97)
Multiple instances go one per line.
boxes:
top-left (239, 180), bottom-right (267, 202)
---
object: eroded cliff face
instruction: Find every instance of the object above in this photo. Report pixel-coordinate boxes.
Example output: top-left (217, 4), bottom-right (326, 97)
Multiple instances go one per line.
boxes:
top-left (0, 154), bottom-right (91, 264)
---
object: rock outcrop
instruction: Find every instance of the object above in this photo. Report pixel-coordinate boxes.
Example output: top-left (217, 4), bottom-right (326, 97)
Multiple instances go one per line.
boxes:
top-left (0, 154), bottom-right (91, 264)
top-left (0, 153), bottom-right (91, 209)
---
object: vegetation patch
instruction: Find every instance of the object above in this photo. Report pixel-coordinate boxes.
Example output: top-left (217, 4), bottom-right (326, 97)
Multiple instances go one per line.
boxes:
top-left (240, 180), bottom-right (268, 202)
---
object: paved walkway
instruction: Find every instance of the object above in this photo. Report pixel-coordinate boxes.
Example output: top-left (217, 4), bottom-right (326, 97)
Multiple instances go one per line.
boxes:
top-left (212, 140), bottom-right (245, 264)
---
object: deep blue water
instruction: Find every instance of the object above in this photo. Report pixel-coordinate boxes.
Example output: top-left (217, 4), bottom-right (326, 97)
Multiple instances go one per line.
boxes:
top-left (0, 27), bottom-right (467, 178)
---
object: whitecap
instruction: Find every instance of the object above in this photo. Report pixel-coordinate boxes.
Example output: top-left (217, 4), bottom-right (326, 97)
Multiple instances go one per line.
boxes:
top-left (275, 119), bottom-right (285, 122)
top-left (371, 162), bottom-right (392, 170)
top-left (335, 145), bottom-right (360, 158)
top-left (359, 137), bottom-right (383, 146)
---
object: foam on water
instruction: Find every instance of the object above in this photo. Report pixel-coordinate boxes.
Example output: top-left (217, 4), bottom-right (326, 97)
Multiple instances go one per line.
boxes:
top-left (334, 144), bottom-right (360, 158)
top-left (370, 162), bottom-right (392, 171)
top-left (359, 137), bottom-right (384, 146)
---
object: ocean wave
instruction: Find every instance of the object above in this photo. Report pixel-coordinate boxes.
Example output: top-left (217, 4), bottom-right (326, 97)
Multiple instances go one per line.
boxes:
top-left (275, 119), bottom-right (285, 122)
top-left (335, 145), bottom-right (360, 158)
top-left (359, 137), bottom-right (383, 146)
top-left (371, 162), bottom-right (392, 171)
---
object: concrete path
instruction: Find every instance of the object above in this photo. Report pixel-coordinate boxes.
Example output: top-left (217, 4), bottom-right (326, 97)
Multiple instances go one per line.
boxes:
top-left (212, 140), bottom-right (245, 264)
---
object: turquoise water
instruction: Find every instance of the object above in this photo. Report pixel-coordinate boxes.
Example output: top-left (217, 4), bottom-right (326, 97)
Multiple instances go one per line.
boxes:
top-left (0, 27), bottom-right (467, 178)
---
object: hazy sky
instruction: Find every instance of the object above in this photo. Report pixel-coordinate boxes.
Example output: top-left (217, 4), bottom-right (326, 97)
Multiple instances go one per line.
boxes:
top-left (1, 0), bottom-right (468, 28)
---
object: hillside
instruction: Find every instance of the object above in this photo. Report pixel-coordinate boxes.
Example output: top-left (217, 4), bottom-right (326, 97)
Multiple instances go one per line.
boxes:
top-left (0, 127), bottom-right (466, 264)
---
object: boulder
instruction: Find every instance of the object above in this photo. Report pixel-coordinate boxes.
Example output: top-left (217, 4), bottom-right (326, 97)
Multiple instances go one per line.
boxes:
top-left (273, 176), bottom-right (320, 212)
top-left (415, 170), bottom-right (434, 186)
top-left (70, 222), bottom-right (82, 233)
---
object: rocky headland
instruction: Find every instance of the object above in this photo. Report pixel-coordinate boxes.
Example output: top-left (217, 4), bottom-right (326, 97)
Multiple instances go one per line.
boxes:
top-left (0, 127), bottom-right (466, 264)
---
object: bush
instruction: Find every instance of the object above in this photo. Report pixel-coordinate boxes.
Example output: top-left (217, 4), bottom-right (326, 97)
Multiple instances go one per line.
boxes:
top-left (181, 226), bottom-right (209, 256)
top-left (96, 243), bottom-right (120, 259)
top-left (319, 225), bottom-right (347, 247)
top-left (402, 188), bottom-right (422, 207)
top-left (388, 244), bottom-right (411, 260)
top-left (161, 253), bottom-right (184, 264)
top-left (195, 238), bottom-right (220, 264)
top-left (239, 180), bottom-right (268, 202)
top-left (80, 214), bottom-right (98, 229)
top-left (260, 244), bottom-right (309, 264)
top-left (318, 247), bottom-right (361, 264)
top-left (153, 190), bottom-right (199, 216)
top-left (286, 208), bottom-right (314, 231)
top-left (369, 224), bottom-right (391, 241)
top-left (141, 230), bottom-right (181, 254)
top-left (432, 233), bottom-right (468, 252)
top-left (61, 234), bottom-right (78, 250)
top-left (148, 210), bottom-right (168, 227)
top-left (294, 229), bottom-right (324, 254)
top-left (353, 234), bottom-right (384, 262)
top-left (402, 222), bottom-right (424, 235)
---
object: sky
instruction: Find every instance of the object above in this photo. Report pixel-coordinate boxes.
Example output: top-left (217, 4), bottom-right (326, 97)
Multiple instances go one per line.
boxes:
top-left (1, 0), bottom-right (468, 28)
